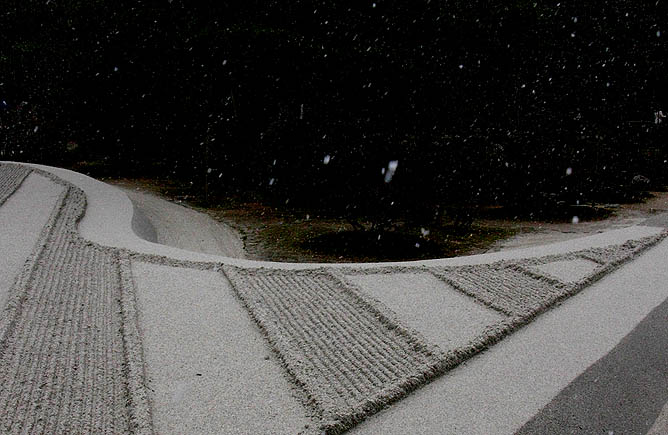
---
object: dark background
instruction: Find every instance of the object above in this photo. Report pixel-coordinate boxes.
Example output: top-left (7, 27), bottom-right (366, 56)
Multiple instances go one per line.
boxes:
top-left (1, 0), bottom-right (666, 223)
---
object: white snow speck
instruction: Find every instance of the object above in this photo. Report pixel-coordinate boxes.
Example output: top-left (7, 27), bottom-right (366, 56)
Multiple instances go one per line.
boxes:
top-left (566, 167), bottom-right (573, 175)
top-left (114, 66), bottom-right (118, 72)
top-left (33, 126), bottom-right (39, 133)
top-left (421, 228), bottom-right (430, 237)
top-left (384, 160), bottom-right (399, 183)
top-left (269, 178), bottom-right (275, 186)
top-left (572, 216), bottom-right (579, 224)
top-left (323, 155), bottom-right (331, 165)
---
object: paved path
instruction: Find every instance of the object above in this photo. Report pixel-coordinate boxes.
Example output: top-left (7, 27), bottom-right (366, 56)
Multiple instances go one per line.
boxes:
top-left (0, 161), bottom-right (666, 434)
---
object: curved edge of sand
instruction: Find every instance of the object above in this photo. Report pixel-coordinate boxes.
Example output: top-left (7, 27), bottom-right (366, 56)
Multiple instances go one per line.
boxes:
top-left (115, 185), bottom-right (246, 258)
top-left (8, 162), bottom-right (667, 270)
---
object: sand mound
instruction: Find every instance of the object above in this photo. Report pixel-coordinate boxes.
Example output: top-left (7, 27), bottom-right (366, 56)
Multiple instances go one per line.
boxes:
top-left (0, 161), bottom-right (665, 434)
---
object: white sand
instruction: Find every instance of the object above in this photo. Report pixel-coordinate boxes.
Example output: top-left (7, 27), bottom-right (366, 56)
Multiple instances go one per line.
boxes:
top-left (0, 173), bottom-right (63, 308)
top-left (2, 162), bottom-right (665, 434)
top-left (649, 400), bottom-right (668, 435)
top-left (131, 262), bottom-right (311, 434)
top-left (344, 272), bottom-right (505, 351)
top-left (20, 164), bottom-right (666, 270)
top-left (533, 258), bottom-right (599, 283)
top-left (117, 186), bottom-right (245, 258)
top-left (350, 238), bottom-right (668, 434)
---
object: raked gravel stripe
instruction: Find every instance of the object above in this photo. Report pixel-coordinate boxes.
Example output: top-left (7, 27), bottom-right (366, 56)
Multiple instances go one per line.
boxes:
top-left (0, 173), bottom-right (64, 309)
top-left (0, 165), bottom-right (153, 434)
top-left (433, 264), bottom-right (564, 317)
top-left (222, 266), bottom-right (445, 434)
top-left (0, 186), bottom-right (130, 433)
top-left (0, 163), bottom-right (31, 207)
top-left (430, 233), bottom-right (666, 321)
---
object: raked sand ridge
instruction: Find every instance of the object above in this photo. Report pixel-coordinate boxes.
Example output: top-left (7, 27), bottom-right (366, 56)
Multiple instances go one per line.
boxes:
top-left (0, 161), bottom-right (666, 434)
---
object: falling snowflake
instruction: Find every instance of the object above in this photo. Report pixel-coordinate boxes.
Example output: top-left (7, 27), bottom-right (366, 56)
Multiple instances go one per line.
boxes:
top-left (384, 160), bottom-right (399, 183)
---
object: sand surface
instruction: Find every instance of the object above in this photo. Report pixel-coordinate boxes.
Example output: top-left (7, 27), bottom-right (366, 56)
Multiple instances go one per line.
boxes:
top-left (0, 173), bottom-right (63, 308)
top-left (1, 161), bottom-right (666, 434)
top-left (114, 185), bottom-right (245, 258)
top-left (343, 272), bottom-right (505, 351)
top-left (131, 262), bottom-right (310, 434)
top-left (351, 237), bottom-right (668, 434)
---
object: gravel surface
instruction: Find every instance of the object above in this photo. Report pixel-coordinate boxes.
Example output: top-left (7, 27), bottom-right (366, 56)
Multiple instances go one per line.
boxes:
top-left (132, 262), bottom-right (311, 434)
top-left (1, 161), bottom-right (666, 434)
top-left (0, 163), bottom-right (30, 207)
top-left (0, 173), bottom-right (64, 309)
top-left (115, 185), bottom-right (245, 258)
top-left (0, 164), bottom-right (135, 433)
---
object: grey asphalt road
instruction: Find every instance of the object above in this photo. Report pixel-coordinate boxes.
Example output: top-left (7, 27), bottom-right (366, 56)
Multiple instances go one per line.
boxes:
top-left (517, 281), bottom-right (668, 435)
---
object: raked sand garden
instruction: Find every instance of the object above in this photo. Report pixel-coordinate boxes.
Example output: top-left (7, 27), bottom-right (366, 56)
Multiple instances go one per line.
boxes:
top-left (1, 161), bottom-right (667, 434)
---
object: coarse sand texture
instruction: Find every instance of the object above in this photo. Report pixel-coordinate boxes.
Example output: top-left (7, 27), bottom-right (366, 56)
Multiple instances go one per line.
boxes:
top-left (222, 266), bottom-right (445, 433)
top-left (222, 232), bottom-right (665, 433)
top-left (0, 161), bottom-right (665, 434)
top-left (0, 166), bottom-right (135, 433)
top-left (0, 163), bottom-right (30, 207)
top-left (0, 173), bottom-right (64, 309)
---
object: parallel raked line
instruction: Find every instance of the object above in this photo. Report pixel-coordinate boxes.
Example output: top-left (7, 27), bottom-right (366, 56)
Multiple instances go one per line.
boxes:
top-left (222, 266), bottom-right (447, 434)
top-left (430, 232), bottom-right (667, 323)
top-left (0, 185), bottom-right (130, 433)
top-left (0, 163), bottom-right (31, 207)
top-left (0, 166), bottom-right (154, 434)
